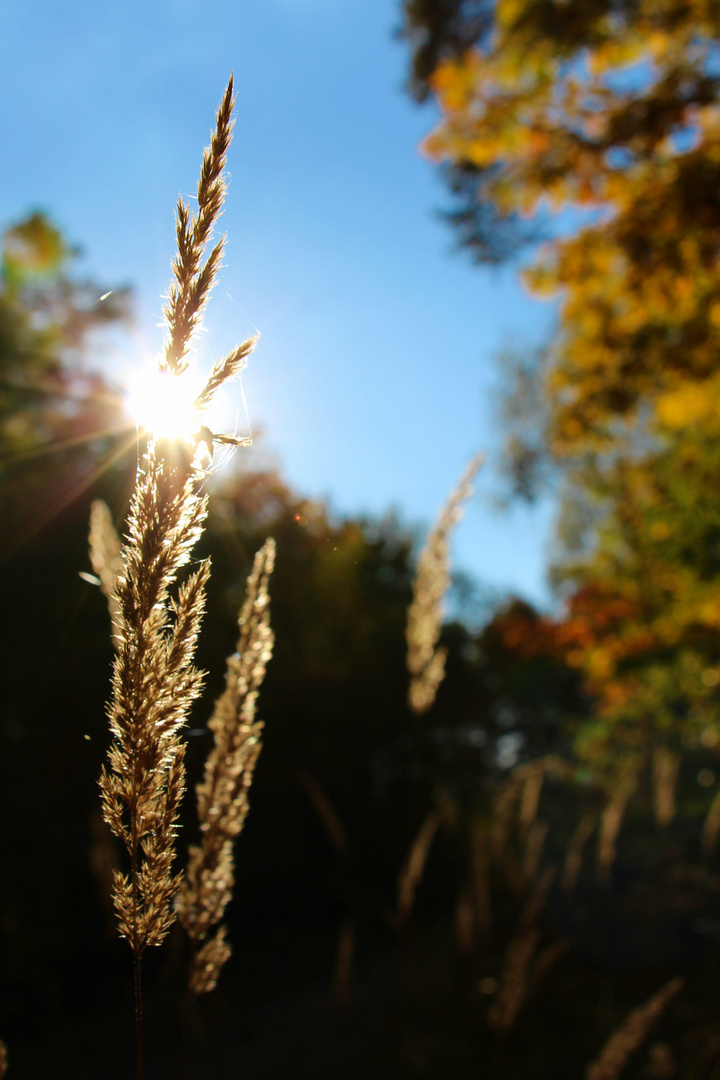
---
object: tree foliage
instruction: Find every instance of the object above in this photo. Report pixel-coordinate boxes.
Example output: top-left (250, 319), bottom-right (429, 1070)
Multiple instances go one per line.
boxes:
top-left (402, 0), bottom-right (720, 780)
top-left (0, 212), bottom-right (130, 453)
top-left (0, 212), bottom-right (132, 557)
top-left (405, 0), bottom-right (720, 457)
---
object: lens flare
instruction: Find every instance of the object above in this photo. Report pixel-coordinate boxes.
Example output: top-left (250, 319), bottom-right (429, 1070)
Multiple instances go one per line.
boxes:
top-left (125, 365), bottom-right (202, 441)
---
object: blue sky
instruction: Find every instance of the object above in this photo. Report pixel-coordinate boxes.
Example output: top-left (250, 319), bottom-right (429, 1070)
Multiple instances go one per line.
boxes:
top-left (0, 0), bottom-right (559, 610)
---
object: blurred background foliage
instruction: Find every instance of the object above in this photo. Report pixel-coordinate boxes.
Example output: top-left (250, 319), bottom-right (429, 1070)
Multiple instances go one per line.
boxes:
top-left (4, 0), bottom-right (720, 1076)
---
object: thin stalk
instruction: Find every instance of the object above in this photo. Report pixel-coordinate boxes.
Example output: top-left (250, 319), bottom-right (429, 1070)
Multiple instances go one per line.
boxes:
top-left (132, 837), bottom-right (144, 1080)
top-left (134, 948), bottom-right (144, 1080)
top-left (180, 943), bottom-right (198, 1080)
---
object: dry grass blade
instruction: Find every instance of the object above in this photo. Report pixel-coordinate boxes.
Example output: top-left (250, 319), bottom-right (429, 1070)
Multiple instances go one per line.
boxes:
top-left (177, 538), bottom-right (275, 995)
top-left (585, 977), bottom-right (684, 1080)
top-left (298, 769), bottom-right (349, 853)
top-left (397, 810), bottom-right (442, 924)
top-left (406, 453), bottom-right (482, 714)
top-left (597, 770), bottom-right (637, 881)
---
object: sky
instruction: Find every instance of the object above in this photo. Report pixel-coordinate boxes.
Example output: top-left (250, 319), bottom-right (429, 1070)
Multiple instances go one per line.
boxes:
top-left (0, 0), bottom-right (560, 612)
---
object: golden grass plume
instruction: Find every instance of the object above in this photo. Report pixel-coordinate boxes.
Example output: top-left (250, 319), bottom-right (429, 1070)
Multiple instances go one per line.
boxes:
top-left (406, 453), bottom-right (482, 714)
top-left (562, 813), bottom-right (597, 894)
top-left (597, 769), bottom-right (637, 881)
top-left (100, 440), bottom-right (212, 954)
top-left (97, 77), bottom-right (260, 1075)
top-left (652, 746), bottom-right (679, 829)
top-left (163, 77), bottom-right (235, 377)
top-left (397, 809), bottom-right (442, 924)
top-left (177, 537), bottom-right (275, 995)
top-left (585, 977), bottom-right (684, 1080)
top-left (487, 868), bottom-right (554, 1033)
top-left (88, 499), bottom-right (123, 647)
top-left (100, 72), bottom-right (255, 956)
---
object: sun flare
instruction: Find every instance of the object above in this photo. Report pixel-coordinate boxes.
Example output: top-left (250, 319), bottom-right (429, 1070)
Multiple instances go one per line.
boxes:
top-left (124, 365), bottom-right (202, 442)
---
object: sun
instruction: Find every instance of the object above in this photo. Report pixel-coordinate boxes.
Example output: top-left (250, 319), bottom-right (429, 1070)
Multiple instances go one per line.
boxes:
top-left (124, 363), bottom-right (203, 442)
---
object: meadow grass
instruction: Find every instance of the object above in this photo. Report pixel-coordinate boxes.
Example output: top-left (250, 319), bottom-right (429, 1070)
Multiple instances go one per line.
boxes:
top-left (95, 75), bottom-right (272, 1079)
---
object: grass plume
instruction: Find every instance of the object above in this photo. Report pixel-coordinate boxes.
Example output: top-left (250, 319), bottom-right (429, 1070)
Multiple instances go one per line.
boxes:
top-left (98, 74), bottom-right (257, 1074)
top-left (487, 868), bottom-right (554, 1033)
top-left (163, 77), bottom-right (235, 376)
top-left (177, 538), bottom-right (275, 995)
top-left (89, 498), bottom-right (123, 647)
top-left (652, 746), bottom-right (679, 828)
top-left (562, 813), bottom-right (597, 894)
top-left (585, 977), bottom-right (684, 1080)
top-left (597, 770), bottom-right (637, 881)
top-left (397, 810), bottom-right (442, 924)
top-left (517, 760), bottom-right (546, 834)
top-left (100, 446), bottom-right (210, 951)
top-left (406, 453), bottom-right (482, 714)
